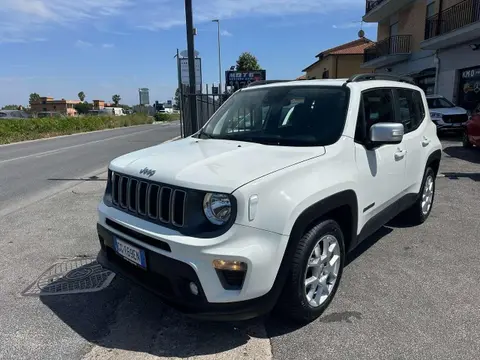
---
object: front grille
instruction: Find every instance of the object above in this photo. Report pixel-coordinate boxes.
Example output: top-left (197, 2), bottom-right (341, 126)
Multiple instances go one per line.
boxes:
top-left (111, 172), bottom-right (187, 227)
top-left (443, 114), bottom-right (468, 123)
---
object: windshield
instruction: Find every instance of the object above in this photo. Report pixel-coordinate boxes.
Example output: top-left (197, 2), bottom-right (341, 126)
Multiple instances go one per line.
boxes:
top-left (427, 97), bottom-right (455, 109)
top-left (198, 86), bottom-right (350, 146)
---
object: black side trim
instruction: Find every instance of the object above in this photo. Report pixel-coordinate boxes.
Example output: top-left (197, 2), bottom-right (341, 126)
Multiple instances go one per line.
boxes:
top-left (363, 202), bottom-right (375, 213)
top-left (357, 193), bottom-right (417, 244)
top-left (105, 218), bottom-right (171, 252)
top-left (426, 149), bottom-right (442, 175)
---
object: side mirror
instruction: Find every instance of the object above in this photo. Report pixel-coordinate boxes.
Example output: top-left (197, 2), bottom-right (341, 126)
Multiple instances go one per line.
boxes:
top-left (368, 122), bottom-right (404, 148)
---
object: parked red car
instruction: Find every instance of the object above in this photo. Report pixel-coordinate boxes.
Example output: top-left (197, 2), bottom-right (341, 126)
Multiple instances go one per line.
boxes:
top-left (463, 106), bottom-right (480, 148)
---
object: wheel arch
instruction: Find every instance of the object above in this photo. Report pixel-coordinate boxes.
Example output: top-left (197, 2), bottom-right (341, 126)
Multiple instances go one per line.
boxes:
top-left (426, 149), bottom-right (442, 176)
top-left (268, 190), bottom-right (358, 303)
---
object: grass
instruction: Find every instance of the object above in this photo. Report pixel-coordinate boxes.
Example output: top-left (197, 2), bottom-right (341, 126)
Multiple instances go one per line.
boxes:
top-left (0, 114), bottom-right (154, 145)
top-left (154, 112), bottom-right (180, 122)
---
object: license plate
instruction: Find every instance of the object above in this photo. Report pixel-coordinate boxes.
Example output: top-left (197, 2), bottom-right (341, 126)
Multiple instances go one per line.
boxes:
top-left (114, 237), bottom-right (147, 269)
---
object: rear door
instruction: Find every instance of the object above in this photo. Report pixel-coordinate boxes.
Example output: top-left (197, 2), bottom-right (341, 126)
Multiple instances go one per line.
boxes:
top-left (395, 88), bottom-right (429, 194)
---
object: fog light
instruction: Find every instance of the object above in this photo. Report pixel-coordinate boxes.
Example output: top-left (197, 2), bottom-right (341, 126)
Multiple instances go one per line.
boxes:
top-left (189, 282), bottom-right (199, 296)
top-left (212, 260), bottom-right (247, 271)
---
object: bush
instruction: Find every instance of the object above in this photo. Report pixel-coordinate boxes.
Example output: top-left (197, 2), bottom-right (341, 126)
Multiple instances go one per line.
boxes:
top-left (154, 112), bottom-right (179, 122)
top-left (0, 114), bottom-right (153, 145)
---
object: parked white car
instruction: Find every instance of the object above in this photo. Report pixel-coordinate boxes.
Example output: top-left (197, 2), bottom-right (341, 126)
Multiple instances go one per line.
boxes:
top-left (426, 95), bottom-right (468, 132)
top-left (96, 74), bottom-right (442, 324)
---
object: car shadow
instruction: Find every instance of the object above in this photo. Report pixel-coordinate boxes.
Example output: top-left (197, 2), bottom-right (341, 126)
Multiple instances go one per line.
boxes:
top-left (441, 172), bottom-right (480, 182)
top-left (40, 226), bottom-right (395, 356)
top-left (443, 146), bottom-right (480, 164)
top-left (40, 274), bottom-right (265, 358)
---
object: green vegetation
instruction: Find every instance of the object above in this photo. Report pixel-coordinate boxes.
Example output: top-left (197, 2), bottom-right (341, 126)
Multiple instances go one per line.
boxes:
top-left (154, 112), bottom-right (180, 122)
top-left (236, 52), bottom-right (261, 71)
top-left (0, 114), bottom-right (153, 145)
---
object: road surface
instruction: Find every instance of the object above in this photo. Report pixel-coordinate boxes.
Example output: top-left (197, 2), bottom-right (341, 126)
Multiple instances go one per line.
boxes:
top-left (0, 123), bottom-right (180, 217)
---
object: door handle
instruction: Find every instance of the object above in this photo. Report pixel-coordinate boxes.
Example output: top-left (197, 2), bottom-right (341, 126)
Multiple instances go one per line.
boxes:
top-left (394, 149), bottom-right (407, 160)
top-left (422, 136), bottom-right (431, 147)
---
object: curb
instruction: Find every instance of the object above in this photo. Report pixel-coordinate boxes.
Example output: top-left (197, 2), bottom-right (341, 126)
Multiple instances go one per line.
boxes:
top-left (164, 135), bottom-right (182, 143)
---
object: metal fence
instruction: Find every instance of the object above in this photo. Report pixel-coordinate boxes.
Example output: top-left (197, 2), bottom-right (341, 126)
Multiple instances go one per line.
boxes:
top-left (425, 0), bottom-right (480, 40)
top-left (364, 35), bottom-right (412, 63)
top-left (180, 84), bottom-right (230, 137)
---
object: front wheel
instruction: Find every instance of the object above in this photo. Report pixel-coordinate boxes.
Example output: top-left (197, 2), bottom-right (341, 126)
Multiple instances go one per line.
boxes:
top-left (277, 220), bottom-right (345, 324)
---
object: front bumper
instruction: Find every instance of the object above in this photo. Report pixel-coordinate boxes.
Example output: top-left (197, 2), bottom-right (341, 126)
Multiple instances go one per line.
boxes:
top-left (96, 201), bottom-right (289, 321)
top-left (434, 121), bottom-right (465, 132)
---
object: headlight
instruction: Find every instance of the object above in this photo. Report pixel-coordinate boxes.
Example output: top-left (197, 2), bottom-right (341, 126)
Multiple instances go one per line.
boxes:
top-left (430, 112), bottom-right (443, 119)
top-left (203, 193), bottom-right (232, 225)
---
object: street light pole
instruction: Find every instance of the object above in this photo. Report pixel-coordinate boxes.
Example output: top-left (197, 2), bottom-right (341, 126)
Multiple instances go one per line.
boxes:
top-left (185, 0), bottom-right (198, 134)
top-left (212, 19), bottom-right (222, 95)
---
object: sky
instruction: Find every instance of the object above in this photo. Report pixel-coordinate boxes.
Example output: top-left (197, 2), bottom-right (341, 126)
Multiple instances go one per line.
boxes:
top-left (0, 0), bottom-right (377, 107)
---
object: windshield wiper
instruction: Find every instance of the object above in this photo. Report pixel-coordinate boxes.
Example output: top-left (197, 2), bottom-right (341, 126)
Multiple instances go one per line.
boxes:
top-left (197, 129), bottom-right (214, 139)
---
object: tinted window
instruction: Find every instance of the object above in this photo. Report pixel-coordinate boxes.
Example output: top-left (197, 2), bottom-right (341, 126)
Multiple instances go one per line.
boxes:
top-left (397, 89), bottom-right (417, 133)
top-left (200, 86), bottom-right (350, 147)
top-left (362, 89), bottom-right (395, 128)
top-left (412, 91), bottom-right (426, 128)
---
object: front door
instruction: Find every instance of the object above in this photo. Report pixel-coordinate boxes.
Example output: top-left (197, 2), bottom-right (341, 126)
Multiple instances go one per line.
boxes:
top-left (354, 88), bottom-right (407, 232)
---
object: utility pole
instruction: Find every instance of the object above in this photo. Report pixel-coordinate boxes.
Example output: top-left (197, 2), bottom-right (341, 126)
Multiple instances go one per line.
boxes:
top-left (185, 0), bottom-right (198, 134)
top-left (212, 19), bottom-right (222, 96)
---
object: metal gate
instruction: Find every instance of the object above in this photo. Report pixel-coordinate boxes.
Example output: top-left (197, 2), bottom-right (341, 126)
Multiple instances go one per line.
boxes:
top-left (180, 84), bottom-right (230, 137)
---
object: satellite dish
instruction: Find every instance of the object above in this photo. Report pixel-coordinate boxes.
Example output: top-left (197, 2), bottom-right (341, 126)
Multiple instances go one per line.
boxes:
top-left (180, 50), bottom-right (200, 58)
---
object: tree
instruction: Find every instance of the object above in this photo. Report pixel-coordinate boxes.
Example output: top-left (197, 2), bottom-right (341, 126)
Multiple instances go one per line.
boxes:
top-left (74, 102), bottom-right (93, 115)
top-left (78, 91), bottom-right (86, 102)
top-left (112, 94), bottom-right (121, 106)
top-left (174, 88), bottom-right (180, 110)
top-left (236, 52), bottom-right (261, 71)
top-left (1, 104), bottom-right (21, 110)
top-left (29, 93), bottom-right (40, 105)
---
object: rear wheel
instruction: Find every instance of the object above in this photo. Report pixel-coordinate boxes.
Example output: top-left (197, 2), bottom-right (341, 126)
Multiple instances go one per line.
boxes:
top-left (463, 131), bottom-right (473, 148)
top-left (403, 167), bottom-right (436, 225)
top-left (277, 220), bottom-right (345, 324)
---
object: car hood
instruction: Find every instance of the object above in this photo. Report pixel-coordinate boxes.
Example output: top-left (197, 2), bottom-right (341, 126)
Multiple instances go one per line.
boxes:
top-left (109, 137), bottom-right (326, 193)
top-left (429, 107), bottom-right (467, 115)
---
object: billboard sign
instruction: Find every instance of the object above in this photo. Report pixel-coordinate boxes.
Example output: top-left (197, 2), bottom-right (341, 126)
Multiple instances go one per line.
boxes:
top-left (225, 70), bottom-right (266, 91)
top-left (139, 88), bottom-right (150, 105)
top-left (180, 58), bottom-right (202, 92)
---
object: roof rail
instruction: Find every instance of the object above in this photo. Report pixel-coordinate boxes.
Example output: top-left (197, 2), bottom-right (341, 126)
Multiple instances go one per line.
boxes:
top-left (344, 73), bottom-right (416, 86)
top-left (246, 80), bottom-right (292, 87)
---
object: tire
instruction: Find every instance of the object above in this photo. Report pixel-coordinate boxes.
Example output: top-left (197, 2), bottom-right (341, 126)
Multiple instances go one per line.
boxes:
top-left (463, 131), bottom-right (473, 148)
top-left (276, 219), bottom-right (345, 324)
top-left (403, 167), bottom-right (436, 225)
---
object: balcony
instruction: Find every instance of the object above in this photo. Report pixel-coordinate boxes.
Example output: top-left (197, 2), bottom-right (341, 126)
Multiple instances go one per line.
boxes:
top-left (362, 35), bottom-right (412, 68)
top-left (363, 0), bottom-right (416, 22)
top-left (422, 0), bottom-right (480, 50)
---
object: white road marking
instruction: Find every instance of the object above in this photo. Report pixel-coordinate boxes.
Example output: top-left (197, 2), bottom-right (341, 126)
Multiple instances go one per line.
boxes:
top-left (0, 128), bottom-right (157, 165)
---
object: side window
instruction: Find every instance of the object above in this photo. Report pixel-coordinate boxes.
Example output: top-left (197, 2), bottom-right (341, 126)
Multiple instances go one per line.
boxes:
top-left (355, 89), bottom-right (395, 143)
top-left (412, 90), bottom-right (426, 128)
top-left (397, 89), bottom-right (416, 133)
top-left (362, 88), bottom-right (396, 130)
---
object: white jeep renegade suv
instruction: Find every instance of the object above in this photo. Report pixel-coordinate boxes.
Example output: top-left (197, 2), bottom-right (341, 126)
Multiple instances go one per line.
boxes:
top-left (97, 74), bottom-right (442, 324)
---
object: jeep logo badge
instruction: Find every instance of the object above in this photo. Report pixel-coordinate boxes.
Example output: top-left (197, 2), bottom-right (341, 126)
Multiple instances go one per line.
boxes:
top-left (139, 167), bottom-right (156, 177)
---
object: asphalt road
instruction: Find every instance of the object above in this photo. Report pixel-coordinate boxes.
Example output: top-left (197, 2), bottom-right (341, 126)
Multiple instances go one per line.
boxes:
top-left (0, 132), bottom-right (479, 360)
top-left (0, 122), bottom-right (180, 217)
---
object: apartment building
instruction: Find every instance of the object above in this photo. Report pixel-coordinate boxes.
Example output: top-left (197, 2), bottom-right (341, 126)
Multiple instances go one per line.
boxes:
top-left (30, 97), bottom-right (80, 116)
top-left (362, 0), bottom-right (480, 112)
top-left (302, 37), bottom-right (375, 80)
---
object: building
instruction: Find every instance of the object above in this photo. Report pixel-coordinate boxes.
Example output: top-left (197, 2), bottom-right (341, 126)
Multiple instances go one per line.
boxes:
top-left (302, 37), bottom-right (375, 80)
top-left (362, 0), bottom-right (480, 112)
top-left (30, 97), bottom-right (80, 116)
